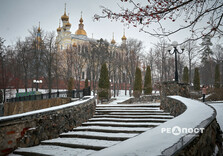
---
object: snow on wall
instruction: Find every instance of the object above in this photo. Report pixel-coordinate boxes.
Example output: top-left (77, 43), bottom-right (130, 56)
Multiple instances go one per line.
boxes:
top-left (0, 96), bottom-right (94, 122)
top-left (91, 96), bottom-right (215, 156)
top-left (0, 96), bottom-right (96, 155)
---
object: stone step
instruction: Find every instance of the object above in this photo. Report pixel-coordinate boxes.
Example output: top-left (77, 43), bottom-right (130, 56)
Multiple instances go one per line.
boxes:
top-left (93, 114), bottom-right (174, 119)
top-left (95, 109), bottom-right (163, 112)
top-left (73, 126), bottom-right (150, 133)
top-left (13, 145), bottom-right (97, 156)
top-left (60, 131), bottom-right (138, 141)
top-left (41, 137), bottom-right (120, 151)
top-left (96, 107), bottom-right (160, 110)
top-left (95, 112), bottom-right (170, 115)
top-left (97, 103), bottom-right (160, 107)
top-left (97, 105), bottom-right (160, 108)
top-left (12, 100), bottom-right (172, 156)
top-left (88, 118), bottom-right (168, 123)
top-left (82, 121), bottom-right (160, 127)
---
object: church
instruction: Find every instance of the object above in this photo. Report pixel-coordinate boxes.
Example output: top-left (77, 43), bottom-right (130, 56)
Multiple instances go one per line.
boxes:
top-left (55, 4), bottom-right (127, 51)
top-left (55, 4), bottom-right (128, 88)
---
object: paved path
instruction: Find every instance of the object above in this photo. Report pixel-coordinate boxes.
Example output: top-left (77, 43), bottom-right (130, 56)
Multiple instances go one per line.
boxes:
top-left (11, 101), bottom-right (173, 156)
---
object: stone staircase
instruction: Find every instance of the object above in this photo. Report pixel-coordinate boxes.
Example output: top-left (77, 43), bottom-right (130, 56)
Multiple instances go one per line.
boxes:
top-left (11, 102), bottom-right (173, 156)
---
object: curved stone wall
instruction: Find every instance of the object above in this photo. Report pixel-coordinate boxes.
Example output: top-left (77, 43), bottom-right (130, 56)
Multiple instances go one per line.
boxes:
top-left (0, 96), bottom-right (96, 155)
top-left (91, 96), bottom-right (222, 156)
top-left (162, 96), bottom-right (222, 156)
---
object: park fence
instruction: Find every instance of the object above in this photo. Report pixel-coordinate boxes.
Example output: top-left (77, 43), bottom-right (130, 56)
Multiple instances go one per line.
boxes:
top-left (6, 87), bottom-right (91, 103)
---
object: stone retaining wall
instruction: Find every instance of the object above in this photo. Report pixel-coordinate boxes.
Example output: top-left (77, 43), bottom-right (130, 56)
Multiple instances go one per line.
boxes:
top-left (172, 119), bottom-right (222, 156)
top-left (162, 97), bottom-right (222, 156)
top-left (160, 81), bottom-right (189, 116)
top-left (118, 95), bottom-right (160, 104)
top-left (160, 96), bottom-right (187, 117)
top-left (0, 96), bottom-right (96, 155)
top-left (92, 95), bottom-right (222, 156)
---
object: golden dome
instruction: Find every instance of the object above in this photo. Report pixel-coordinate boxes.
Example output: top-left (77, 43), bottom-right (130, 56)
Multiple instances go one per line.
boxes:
top-left (73, 42), bottom-right (77, 47)
top-left (79, 17), bottom-right (83, 23)
top-left (75, 12), bottom-right (87, 36)
top-left (57, 26), bottom-right (61, 32)
top-left (75, 29), bottom-right (87, 36)
top-left (61, 3), bottom-right (69, 21)
top-left (37, 22), bottom-right (41, 32)
top-left (121, 29), bottom-right (127, 40)
top-left (111, 39), bottom-right (116, 44)
top-left (66, 21), bottom-right (71, 27)
top-left (61, 13), bottom-right (69, 21)
top-left (57, 20), bottom-right (61, 32)
top-left (122, 35), bottom-right (127, 40)
top-left (111, 32), bottom-right (116, 44)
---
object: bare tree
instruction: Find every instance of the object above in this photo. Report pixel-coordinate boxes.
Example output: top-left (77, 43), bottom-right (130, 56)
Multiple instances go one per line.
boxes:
top-left (0, 38), bottom-right (12, 102)
top-left (16, 38), bottom-right (32, 92)
top-left (72, 44), bottom-right (88, 90)
top-left (29, 27), bottom-right (45, 91)
top-left (124, 38), bottom-right (143, 96)
top-left (95, 0), bottom-right (223, 42)
top-left (153, 39), bottom-right (170, 82)
top-left (42, 32), bottom-right (57, 96)
top-left (183, 39), bottom-right (200, 84)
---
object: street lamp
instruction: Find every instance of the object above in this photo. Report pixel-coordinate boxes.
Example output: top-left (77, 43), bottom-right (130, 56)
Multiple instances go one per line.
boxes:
top-left (167, 41), bottom-right (185, 82)
top-left (33, 80), bottom-right (42, 91)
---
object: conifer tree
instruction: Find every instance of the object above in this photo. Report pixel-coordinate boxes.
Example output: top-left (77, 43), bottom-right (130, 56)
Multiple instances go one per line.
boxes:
top-left (193, 68), bottom-right (200, 91)
top-left (133, 67), bottom-right (142, 98)
top-left (182, 66), bottom-right (189, 84)
top-left (85, 78), bottom-right (88, 88)
top-left (98, 63), bottom-right (110, 100)
top-left (200, 34), bottom-right (213, 63)
top-left (214, 64), bottom-right (220, 88)
top-left (67, 77), bottom-right (73, 97)
top-left (144, 66), bottom-right (152, 95)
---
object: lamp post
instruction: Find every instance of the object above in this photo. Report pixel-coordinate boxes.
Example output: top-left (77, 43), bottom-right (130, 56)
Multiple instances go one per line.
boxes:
top-left (167, 41), bottom-right (184, 82)
top-left (33, 80), bottom-right (42, 91)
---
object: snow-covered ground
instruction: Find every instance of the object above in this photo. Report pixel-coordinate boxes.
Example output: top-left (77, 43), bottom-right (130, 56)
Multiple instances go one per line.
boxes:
top-left (105, 90), bottom-right (132, 105)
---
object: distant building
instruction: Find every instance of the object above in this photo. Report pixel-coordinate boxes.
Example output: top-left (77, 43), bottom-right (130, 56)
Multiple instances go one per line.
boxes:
top-left (55, 4), bottom-right (128, 87)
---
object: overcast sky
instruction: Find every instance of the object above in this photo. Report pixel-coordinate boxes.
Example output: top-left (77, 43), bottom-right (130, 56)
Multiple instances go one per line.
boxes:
top-left (0, 0), bottom-right (222, 51)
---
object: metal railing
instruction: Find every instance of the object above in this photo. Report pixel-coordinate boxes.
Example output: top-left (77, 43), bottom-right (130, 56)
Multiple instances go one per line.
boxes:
top-left (6, 87), bottom-right (91, 103)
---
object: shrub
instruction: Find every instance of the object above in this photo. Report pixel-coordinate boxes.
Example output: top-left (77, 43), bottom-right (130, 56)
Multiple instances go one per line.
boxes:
top-left (67, 77), bottom-right (73, 97)
top-left (133, 67), bottom-right (142, 98)
top-left (193, 68), bottom-right (200, 91)
top-left (182, 66), bottom-right (189, 84)
top-left (214, 64), bottom-right (220, 88)
top-left (98, 63), bottom-right (110, 100)
top-left (85, 78), bottom-right (88, 88)
top-left (144, 66), bottom-right (152, 95)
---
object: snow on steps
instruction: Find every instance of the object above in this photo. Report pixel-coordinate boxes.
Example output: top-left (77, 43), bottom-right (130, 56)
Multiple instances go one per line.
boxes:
top-left (60, 131), bottom-right (138, 141)
top-left (93, 114), bottom-right (174, 119)
top-left (12, 101), bottom-right (173, 156)
top-left (72, 126), bottom-right (151, 133)
top-left (91, 96), bottom-right (215, 156)
top-left (13, 145), bottom-right (97, 156)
